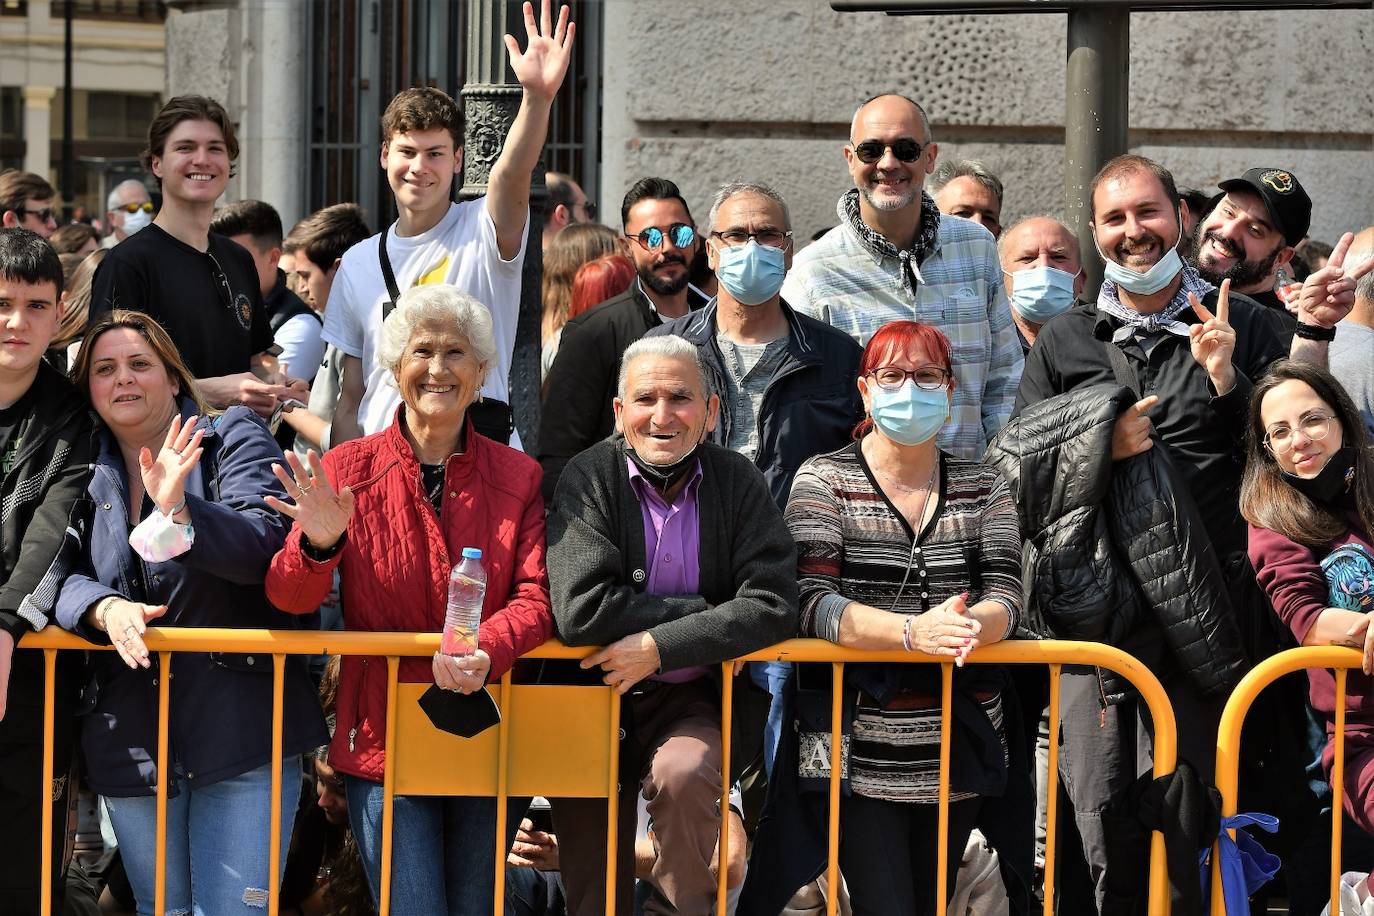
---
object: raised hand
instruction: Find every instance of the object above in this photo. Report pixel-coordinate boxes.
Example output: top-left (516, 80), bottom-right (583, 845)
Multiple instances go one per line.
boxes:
top-left (1188, 278), bottom-right (1237, 394)
top-left (140, 414), bottom-right (205, 517)
top-left (1111, 395), bottom-right (1159, 461)
top-left (265, 449), bottom-right (355, 552)
top-left (1296, 231), bottom-right (1374, 328)
top-left (503, 0), bottom-right (575, 103)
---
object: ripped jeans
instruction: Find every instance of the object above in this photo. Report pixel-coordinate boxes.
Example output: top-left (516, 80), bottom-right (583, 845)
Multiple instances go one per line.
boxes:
top-left (102, 756), bottom-right (301, 916)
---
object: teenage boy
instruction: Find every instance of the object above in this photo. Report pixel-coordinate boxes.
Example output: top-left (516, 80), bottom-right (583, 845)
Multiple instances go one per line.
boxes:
top-left (0, 228), bottom-right (97, 914)
top-left (90, 95), bottom-right (303, 419)
top-left (276, 203), bottom-right (372, 454)
top-left (326, 0), bottom-right (575, 448)
top-left (212, 199), bottom-right (325, 382)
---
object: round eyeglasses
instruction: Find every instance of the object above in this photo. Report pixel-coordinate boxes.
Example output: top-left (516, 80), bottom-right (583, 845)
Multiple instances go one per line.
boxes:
top-left (628, 223), bottom-right (695, 251)
top-left (869, 366), bottom-right (950, 391)
top-left (1264, 412), bottom-right (1335, 454)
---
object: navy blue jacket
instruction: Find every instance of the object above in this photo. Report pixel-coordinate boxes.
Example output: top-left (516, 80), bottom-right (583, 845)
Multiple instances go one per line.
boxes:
top-left (649, 298), bottom-right (864, 509)
top-left (56, 402), bottom-right (327, 797)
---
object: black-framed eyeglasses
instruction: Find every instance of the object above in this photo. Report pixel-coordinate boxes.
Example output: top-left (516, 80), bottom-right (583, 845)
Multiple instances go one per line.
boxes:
top-left (207, 252), bottom-right (235, 312)
top-left (849, 138), bottom-right (927, 164)
top-left (628, 223), bottom-right (695, 251)
top-left (24, 208), bottom-right (56, 223)
top-left (869, 365), bottom-right (950, 391)
top-left (118, 202), bottom-right (154, 215)
top-left (709, 229), bottom-right (793, 250)
top-left (1264, 412), bottom-right (1335, 454)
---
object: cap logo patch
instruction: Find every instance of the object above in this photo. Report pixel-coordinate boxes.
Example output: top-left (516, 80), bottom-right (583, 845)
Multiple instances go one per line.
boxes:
top-left (1261, 170), bottom-right (1294, 194)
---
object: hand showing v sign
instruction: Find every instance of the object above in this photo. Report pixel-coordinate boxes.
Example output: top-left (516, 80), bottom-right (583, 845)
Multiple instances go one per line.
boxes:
top-left (1189, 278), bottom-right (1237, 395)
top-left (1296, 231), bottom-right (1374, 329)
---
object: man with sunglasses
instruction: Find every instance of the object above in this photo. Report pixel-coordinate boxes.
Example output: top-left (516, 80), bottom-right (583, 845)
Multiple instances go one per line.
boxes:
top-left (542, 170), bottom-right (594, 254)
top-left (101, 179), bottom-right (155, 249)
top-left (0, 170), bottom-right (58, 240)
top-left (783, 93), bottom-right (1022, 461)
top-left (538, 176), bottom-right (710, 502)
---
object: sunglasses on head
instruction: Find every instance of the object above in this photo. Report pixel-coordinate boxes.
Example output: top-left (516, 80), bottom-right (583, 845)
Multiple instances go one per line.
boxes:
top-left (628, 223), bottom-right (695, 251)
top-left (850, 138), bottom-right (926, 164)
top-left (119, 202), bottom-right (154, 214)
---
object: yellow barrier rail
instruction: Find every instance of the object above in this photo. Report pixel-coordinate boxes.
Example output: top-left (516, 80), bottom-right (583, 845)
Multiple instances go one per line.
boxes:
top-left (1212, 645), bottom-right (1364, 916)
top-left (21, 630), bottom-right (1177, 916)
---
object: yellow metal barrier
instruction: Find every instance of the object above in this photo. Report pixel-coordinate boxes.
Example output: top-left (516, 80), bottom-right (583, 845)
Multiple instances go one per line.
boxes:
top-left (1212, 645), bottom-right (1364, 916)
top-left (21, 630), bottom-right (1177, 916)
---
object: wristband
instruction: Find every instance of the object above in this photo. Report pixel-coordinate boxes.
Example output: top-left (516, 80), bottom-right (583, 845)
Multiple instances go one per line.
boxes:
top-left (95, 596), bottom-right (119, 632)
top-left (1294, 322), bottom-right (1336, 341)
top-left (902, 615), bottom-right (915, 653)
top-left (163, 497), bottom-right (187, 517)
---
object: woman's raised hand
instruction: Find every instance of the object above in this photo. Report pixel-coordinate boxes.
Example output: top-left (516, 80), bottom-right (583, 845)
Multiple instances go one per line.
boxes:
top-left (139, 413), bottom-right (205, 517)
top-left (266, 450), bottom-right (354, 551)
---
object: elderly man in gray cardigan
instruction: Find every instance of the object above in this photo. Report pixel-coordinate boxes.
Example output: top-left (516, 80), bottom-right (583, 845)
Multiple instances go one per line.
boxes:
top-left (547, 334), bottom-right (798, 916)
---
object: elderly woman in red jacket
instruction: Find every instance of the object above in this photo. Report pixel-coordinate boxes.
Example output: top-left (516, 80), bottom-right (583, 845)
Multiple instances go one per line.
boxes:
top-left (265, 284), bottom-right (551, 916)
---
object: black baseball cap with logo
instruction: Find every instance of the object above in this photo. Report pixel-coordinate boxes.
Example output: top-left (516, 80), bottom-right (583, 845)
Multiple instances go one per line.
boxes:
top-left (1217, 167), bottom-right (1311, 248)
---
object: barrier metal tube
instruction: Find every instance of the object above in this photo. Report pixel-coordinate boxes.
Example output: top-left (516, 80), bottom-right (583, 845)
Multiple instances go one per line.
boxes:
top-left (1212, 645), bottom-right (1365, 915)
top-left (40, 648), bottom-right (56, 916)
top-left (269, 654), bottom-right (286, 916)
top-left (936, 662), bottom-right (953, 916)
top-left (717, 662), bottom-right (734, 916)
top-left (1043, 664), bottom-right (1063, 916)
top-left (493, 672), bottom-right (512, 911)
top-left (21, 631), bottom-right (1176, 915)
top-left (154, 652), bottom-right (171, 916)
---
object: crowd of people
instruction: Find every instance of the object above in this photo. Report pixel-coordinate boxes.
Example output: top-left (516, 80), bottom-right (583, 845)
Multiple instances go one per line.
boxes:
top-left (1, 2), bottom-right (1373, 915)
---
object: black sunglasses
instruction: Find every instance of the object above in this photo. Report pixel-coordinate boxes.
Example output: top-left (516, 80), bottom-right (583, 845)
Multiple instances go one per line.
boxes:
top-left (207, 253), bottom-right (235, 312)
top-left (850, 138), bottom-right (926, 164)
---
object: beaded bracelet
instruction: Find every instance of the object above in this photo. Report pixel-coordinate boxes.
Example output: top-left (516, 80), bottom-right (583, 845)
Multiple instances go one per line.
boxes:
top-left (902, 615), bottom-right (915, 653)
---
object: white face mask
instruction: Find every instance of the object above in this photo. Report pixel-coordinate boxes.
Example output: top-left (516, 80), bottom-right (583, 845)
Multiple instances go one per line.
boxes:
top-left (121, 208), bottom-right (152, 236)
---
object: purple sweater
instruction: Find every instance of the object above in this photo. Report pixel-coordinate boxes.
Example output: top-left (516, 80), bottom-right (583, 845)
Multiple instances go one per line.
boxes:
top-left (1250, 517), bottom-right (1374, 730)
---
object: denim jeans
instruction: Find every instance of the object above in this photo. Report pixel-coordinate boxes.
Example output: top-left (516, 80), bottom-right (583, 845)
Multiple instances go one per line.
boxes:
top-left (102, 756), bottom-right (301, 916)
top-left (344, 774), bottom-right (526, 916)
top-left (748, 661), bottom-right (790, 778)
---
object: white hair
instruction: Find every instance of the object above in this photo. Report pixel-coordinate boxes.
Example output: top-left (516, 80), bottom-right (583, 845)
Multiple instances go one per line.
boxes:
top-left (106, 179), bottom-right (149, 212)
top-left (617, 334), bottom-right (706, 401)
top-left (707, 181), bottom-right (791, 234)
top-left (377, 284), bottom-right (497, 376)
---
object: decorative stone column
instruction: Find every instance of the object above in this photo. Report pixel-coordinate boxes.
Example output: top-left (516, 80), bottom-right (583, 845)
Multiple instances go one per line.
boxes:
top-left (22, 86), bottom-right (56, 179)
top-left (460, 0), bottom-right (546, 452)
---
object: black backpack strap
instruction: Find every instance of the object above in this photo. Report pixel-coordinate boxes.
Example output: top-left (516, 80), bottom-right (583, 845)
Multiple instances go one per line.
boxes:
top-left (1103, 338), bottom-right (1143, 400)
top-left (379, 225), bottom-right (401, 320)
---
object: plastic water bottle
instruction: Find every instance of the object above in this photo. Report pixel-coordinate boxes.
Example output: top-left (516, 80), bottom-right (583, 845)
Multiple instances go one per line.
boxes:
top-left (441, 547), bottom-right (485, 657)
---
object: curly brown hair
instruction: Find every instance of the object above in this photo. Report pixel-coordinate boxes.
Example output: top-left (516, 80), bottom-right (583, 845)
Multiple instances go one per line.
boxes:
top-left (380, 87), bottom-right (463, 149)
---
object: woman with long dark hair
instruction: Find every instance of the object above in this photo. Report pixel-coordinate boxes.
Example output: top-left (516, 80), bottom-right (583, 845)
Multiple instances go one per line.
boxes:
top-left (1243, 359), bottom-right (1374, 843)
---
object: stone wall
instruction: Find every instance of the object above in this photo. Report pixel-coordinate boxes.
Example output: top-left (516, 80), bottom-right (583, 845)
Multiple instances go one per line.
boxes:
top-left (601, 3), bottom-right (1374, 246)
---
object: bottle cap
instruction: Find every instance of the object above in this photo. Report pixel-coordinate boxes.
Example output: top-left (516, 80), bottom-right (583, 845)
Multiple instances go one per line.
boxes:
top-left (461, 547), bottom-right (483, 560)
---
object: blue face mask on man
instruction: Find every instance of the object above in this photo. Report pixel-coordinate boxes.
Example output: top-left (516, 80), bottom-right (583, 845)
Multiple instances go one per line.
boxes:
top-left (715, 239), bottom-right (787, 305)
top-left (1097, 211), bottom-right (1185, 295)
top-left (1007, 265), bottom-right (1079, 324)
top-left (869, 381), bottom-right (949, 446)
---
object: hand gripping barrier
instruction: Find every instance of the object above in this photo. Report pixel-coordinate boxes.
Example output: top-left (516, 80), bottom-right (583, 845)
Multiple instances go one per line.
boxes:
top-left (1211, 645), bottom-right (1366, 916)
top-left (20, 630), bottom-right (1178, 916)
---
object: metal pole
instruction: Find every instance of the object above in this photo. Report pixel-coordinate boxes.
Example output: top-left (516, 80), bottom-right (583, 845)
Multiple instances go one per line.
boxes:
top-left (61, 0), bottom-right (74, 222)
top-left (1065, 5), bottom-right (1129, 299)
top-left (461, 0), bottom-right (545, 451)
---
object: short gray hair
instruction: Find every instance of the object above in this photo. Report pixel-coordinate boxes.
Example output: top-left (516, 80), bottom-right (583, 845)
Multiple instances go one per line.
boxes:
top-left (1350, 229), bottom-right (1374, 305)
top-left (107, 179), bottom-right (149, 212)
top-left (707, 181), bottom-right (791, 234)
top-left (931, 159), bottom-right (1004, 208)
top-left (617, 335), bottom-right (707, 401)
top-left (377, 284), bottom-right (497, 376)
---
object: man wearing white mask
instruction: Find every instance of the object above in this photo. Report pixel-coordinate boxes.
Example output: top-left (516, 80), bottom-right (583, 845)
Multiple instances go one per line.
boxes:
top-left (101, 179), bottom-right (154, 248)
top-left (997, 216), bottom-right (1084, 351)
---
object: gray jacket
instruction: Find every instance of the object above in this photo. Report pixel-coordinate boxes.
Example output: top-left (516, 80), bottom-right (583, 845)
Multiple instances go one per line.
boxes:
top-left (546, 438), bottom-right (798, 671)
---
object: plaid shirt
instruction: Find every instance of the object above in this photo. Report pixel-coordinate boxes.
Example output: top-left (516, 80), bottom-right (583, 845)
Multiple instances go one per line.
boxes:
top-left (782, 192), bottom-right (1023, 459)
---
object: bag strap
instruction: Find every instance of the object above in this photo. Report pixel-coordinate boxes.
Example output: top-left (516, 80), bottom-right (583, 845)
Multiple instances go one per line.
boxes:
top-left (378, 225), bottom-right (401, 320)
top-left (1103, 339), bottom-right (1143, 399)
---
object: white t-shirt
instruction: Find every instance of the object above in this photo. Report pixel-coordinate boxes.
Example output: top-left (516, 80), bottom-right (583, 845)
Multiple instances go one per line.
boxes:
top-left (321, 198), bottom-right (527, 443)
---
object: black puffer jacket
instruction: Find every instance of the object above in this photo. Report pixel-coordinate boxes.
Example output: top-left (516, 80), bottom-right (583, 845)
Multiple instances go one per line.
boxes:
top-left (985, 384), bottom-right (1246, 703)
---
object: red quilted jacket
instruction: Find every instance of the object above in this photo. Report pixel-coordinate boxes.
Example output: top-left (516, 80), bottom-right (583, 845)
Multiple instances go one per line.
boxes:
top-left (265, 413), bottom-right (552, 781)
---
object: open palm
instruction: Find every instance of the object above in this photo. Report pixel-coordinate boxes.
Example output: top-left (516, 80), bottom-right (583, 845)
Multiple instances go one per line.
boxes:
top-left (140, 414), bottom-right (205, 514)
top-left (503, 0), bottom-right (574, 103)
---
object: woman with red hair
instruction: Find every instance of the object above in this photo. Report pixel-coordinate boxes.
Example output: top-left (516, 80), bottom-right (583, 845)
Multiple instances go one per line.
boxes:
top-left (764, 319), bottom-right (1023, 915)
top-left (568, 252), bottom-right (634, 322)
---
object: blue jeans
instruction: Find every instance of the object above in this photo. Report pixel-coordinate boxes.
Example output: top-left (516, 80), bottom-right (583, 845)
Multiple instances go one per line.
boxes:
top-left (102, 756), bottom-right (301, 916)
top-left (345, 774), bottom-right (526, 916)
top-left (749, 661), bottom-right (791, 778)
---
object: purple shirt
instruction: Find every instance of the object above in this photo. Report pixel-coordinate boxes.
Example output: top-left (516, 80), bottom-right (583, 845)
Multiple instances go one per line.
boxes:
top-left (626, 456), bottom-right (709, 683)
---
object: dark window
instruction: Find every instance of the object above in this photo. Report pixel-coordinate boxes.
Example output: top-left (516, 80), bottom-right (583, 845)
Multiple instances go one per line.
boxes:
top-left (49, 1), bottom-right (167, 22)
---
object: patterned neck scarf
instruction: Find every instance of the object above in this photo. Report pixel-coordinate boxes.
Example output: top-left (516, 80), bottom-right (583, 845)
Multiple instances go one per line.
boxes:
top-left (1097, 264), bottom-right (1216, 337)
top-left (838, 188), bottom-right (942, 295)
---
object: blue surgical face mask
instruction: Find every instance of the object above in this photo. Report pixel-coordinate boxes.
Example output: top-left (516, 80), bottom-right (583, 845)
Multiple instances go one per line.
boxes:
top-left (715, 239), bottom-right (787, 306)
top-left (1098, 212), bottom-right (1185, 295)
top-left (1007, 265), bottom-right (1079, 323)
top-left (869, 381), bottom-right (949, 446)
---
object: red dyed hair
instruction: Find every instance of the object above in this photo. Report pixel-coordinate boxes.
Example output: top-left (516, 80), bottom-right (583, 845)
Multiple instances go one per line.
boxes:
top-left (569, 253), bottom-right (635, 321)
top-left (854, 320), bottom-right (955, 438)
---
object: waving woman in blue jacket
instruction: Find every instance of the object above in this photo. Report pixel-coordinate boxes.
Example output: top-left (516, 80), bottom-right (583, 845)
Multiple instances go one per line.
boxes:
top-left (56, 310), bottom-right (326, 916)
